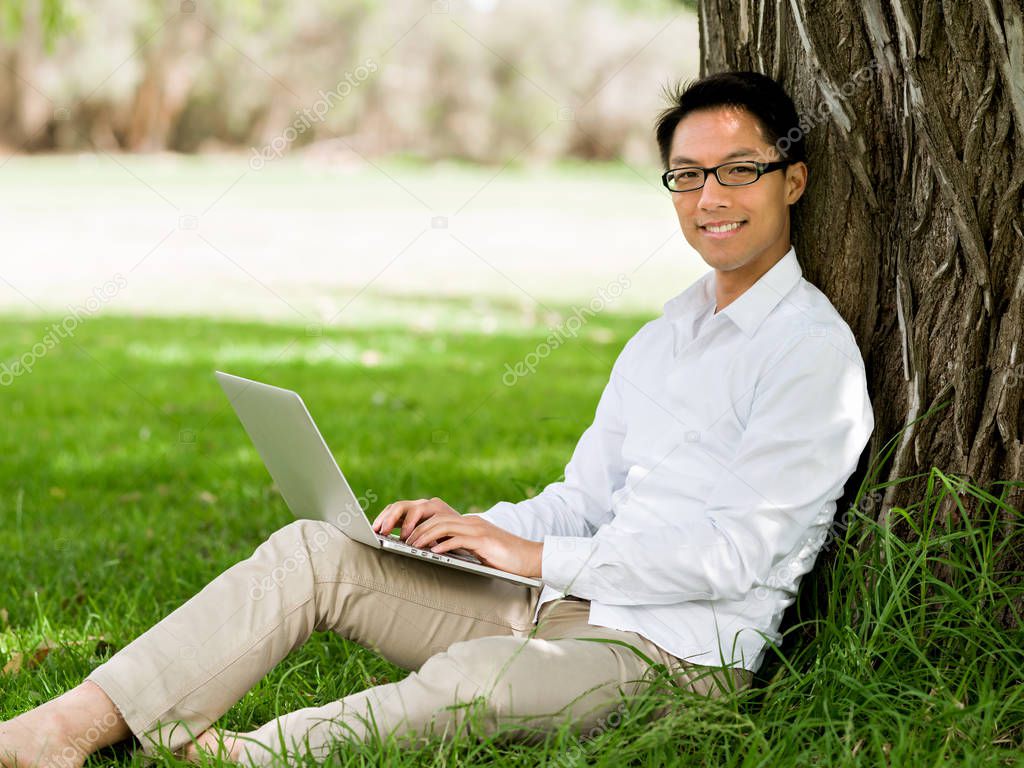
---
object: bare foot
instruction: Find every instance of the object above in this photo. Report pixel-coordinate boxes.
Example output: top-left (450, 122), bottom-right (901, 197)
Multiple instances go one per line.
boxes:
top-left (179, 728), bottom-right (245, 765)
top-left (0, 708), bottom-right (88, 768)
top-left (0, 682), bottom-right (130, 768)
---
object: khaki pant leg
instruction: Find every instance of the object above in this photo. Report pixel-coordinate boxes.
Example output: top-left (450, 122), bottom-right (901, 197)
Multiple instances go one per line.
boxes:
top-left (534, 597), bottom-right (754, 708)
top-left (238, 598), bottom-right (741, 766)
top-left (85, 518), bottom-right (539, 759)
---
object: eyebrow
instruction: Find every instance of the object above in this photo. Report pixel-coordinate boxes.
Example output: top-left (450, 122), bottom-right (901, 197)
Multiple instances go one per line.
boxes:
top-left (669, 147), bottom-right (762, 166)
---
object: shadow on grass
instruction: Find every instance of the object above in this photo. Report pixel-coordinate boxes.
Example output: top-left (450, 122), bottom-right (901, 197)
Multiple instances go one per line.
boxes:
top-left (1, 311), bottom-right (1021, 765)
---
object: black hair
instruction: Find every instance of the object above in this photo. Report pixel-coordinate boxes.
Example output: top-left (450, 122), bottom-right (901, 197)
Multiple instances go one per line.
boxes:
top-left (654, 71), bottom-right (806, 169)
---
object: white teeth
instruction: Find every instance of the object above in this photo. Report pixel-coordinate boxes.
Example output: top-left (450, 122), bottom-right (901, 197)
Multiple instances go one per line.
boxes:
top-left (704, 222), bottom-right (743, 233)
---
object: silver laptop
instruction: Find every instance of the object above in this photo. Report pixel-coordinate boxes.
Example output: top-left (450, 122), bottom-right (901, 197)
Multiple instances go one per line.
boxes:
top-left (215, 371), bottom-right (542, 588)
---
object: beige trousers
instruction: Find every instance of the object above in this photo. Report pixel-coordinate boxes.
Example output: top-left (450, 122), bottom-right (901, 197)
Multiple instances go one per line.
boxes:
top-left (85, 519), bottom-right (751, 766)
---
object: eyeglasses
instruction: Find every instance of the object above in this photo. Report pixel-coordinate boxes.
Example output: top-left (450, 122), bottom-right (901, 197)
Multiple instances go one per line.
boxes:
top-left (661, 160), bottom-right (790, 192)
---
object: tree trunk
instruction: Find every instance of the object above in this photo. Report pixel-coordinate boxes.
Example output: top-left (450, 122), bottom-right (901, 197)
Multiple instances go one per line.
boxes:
top-left (698, 0), bottom-right (1023, 637)
top-left (125, 11), bottom-right (208, 152)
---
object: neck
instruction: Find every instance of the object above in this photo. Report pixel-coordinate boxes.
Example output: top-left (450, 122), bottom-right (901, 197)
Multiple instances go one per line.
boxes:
top-left (713, 242), bottom-right (791, 312)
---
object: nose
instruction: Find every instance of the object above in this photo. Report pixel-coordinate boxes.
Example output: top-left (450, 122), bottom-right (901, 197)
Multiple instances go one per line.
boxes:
top-left (696, 171), bottom-right (733, 210)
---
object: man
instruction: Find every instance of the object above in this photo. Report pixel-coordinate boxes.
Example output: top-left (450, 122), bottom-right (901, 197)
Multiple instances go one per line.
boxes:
top-left (0, 71), bottom-right (873, 767)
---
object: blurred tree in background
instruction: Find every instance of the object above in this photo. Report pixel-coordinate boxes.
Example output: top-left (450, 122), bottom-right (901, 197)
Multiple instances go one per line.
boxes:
top-left (0, 0), bottom-right (698, 166)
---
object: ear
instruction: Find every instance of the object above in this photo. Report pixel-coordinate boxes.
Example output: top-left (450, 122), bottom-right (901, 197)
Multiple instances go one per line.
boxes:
top-left (784, 161), bottom-right (808, 205)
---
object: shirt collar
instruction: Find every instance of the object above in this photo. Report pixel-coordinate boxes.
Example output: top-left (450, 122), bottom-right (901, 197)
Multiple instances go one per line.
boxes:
top-left (663, 246), bottom-right (802, 338)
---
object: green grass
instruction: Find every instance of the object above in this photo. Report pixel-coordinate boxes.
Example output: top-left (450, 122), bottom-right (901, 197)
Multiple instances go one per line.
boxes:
top-left (1, 308), bottom-right (1022, 766)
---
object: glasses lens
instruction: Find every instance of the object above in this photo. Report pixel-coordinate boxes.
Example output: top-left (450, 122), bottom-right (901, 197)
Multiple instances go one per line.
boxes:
top-left (665, 168), bottom-right (705, 191)
top-left (717, 161), bottom-right (759, 186)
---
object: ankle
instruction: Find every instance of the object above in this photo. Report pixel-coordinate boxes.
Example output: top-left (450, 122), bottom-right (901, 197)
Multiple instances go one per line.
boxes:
top-left (46, 682), bottom-right (131, 755)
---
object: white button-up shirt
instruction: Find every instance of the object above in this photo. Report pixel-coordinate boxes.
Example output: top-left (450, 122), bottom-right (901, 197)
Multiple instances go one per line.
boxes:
top-left (469, 246), bottom-right (874, 673)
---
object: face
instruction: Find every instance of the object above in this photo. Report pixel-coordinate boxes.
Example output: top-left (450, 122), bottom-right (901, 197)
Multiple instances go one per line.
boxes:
top-left (666, 107), bottom-right (807, 277)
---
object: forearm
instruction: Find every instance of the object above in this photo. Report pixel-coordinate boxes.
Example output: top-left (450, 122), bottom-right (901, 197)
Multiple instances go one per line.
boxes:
top-left (469, 487), bottom-right (609, 542)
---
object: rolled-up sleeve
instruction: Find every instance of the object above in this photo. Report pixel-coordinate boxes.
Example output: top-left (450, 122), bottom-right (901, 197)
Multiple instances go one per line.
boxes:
top-left (540, 330), bottom-right (875, 604)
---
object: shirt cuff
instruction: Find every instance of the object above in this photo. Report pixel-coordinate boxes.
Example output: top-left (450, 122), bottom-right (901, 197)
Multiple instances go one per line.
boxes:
top-left (541, 535), bottom-right (598, 594)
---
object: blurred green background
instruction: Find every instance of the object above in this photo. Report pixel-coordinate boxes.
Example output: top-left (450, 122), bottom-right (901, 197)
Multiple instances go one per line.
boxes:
top-left (1, 0), bottom-right (706, 319)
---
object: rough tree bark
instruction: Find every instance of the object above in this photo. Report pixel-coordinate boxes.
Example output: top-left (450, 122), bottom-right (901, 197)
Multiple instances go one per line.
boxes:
top-left (697, 0), bottom-right (1023, 641)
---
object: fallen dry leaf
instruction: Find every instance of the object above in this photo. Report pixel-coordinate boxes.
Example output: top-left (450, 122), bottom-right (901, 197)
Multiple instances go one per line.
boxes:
top-left (1, 635), bottom-right (112, 676)
top-left (2, 638), bottom-right (56, 675)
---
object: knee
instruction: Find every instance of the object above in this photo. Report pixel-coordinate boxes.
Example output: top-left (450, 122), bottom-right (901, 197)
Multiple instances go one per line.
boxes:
top-left (271, 518), bottom-right (338, 550)
top-left (427, 637), bottom-right (523, 708)
top-left (259, 519), bottom-right (358, 582)
top-left (416, 637), bottom-right (560, 742)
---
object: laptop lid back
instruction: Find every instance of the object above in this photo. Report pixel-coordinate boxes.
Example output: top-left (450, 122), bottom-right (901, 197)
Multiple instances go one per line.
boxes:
top-left (214, 371), bottom-right (379, 547)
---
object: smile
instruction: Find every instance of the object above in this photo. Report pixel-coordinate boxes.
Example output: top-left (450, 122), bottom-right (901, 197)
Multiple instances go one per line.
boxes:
top-left (699, 221), bottom-right (746, 237)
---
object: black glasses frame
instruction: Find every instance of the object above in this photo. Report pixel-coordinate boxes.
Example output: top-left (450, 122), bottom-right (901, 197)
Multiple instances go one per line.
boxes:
top-left (661, 160), bottom-right (790, 192)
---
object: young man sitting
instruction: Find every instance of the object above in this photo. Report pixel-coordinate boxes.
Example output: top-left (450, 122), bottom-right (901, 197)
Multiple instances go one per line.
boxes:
top-left (0, 70), bottom-right (873, 767)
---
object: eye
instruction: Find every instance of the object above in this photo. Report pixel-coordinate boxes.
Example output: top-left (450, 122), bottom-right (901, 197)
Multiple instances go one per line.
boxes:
top-left (727, 164), bottom-right (756, 178)
top-left (670, 169), bottom-right (700, 181)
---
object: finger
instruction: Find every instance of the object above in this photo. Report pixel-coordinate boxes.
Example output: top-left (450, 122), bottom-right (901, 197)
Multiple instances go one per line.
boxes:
top-left (373, 501), bottom-right (404, 531)
top-left (406, 517), bottom-right (436, 548)
top-left (400, 500), bottom-right (434, 539)
top-left (429, 535), bottom-right (462, 553)
top-left (372, 502), bottom-right (399, 533)
top-left (371, 503), bottom-right (392, 532)
top-left (430, 535), bottom-right (475, 555)
top-left (408, 516), bottom-right (446, 548)
top-left (400, 510), bottom-right (423, 539)
top-left (375, 501), bottom-right (411, 535)
top-left (410, 518), bottom-right (467, 548)
top-left (407, 505), bottom-right (465, 543)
